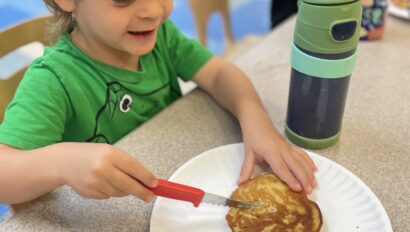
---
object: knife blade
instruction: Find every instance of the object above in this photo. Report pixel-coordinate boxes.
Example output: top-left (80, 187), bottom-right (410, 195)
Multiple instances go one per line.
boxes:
top-left (150, 179), bottom-right (259, 209)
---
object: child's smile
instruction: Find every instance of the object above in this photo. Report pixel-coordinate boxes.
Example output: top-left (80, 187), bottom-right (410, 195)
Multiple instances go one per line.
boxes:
top-left (58, 0), bottom-right (173, 70)
top-left (128, 28), bottom-right (157, 41)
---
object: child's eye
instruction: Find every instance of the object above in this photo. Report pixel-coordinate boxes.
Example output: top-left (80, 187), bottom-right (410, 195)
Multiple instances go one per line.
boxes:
top-left (113, 0), bottom-right (135, 6)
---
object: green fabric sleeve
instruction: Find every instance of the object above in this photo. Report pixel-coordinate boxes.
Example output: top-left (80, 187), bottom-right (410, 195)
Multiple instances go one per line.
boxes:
top-left (0, 61), bottom-right (72, 150)
top-left (161, 20), bottom-right (213, 81)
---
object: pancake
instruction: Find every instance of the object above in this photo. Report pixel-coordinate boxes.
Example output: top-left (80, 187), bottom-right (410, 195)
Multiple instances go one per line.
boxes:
top-left (226, 173), bottom-right (322, 232)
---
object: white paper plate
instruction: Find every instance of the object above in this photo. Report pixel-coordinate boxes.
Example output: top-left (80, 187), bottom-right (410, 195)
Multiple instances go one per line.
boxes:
top-left (150, 143), bottom-right (392, 232)
top-left (388, 3), bottom-right (410, 19)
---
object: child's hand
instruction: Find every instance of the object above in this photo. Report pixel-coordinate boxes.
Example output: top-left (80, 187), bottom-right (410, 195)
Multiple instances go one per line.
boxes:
top-left (238, 113), bottom-right (317, 194)
top-left (54, 143), bottom-right (157, 201)
top-left (192, 58), bottom-right (316, 193)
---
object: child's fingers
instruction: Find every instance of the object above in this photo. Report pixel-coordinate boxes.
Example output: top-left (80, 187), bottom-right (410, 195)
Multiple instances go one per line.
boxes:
top-left (81, 165), bottom-right (128, 198)
top-left (296, 147), bottom-right (317, 171)
top-left (96, 167), bottom-right (129, 197)
top-left (237, 149), bottom-right (256, 185)
top-left (289, 149), bottom-right (317, 189)
top-left (283, 152), bottom-right (314, 194)
top-left (89, 190), bottom-right (110, 200)
top-left (108, 167), bottom-right (155, 202)
top-left (75, 187), bottom-right (109, 200)
top-left (113, 150), bottom-right (158, 188)
top-left (97, 179), bottom-right (127, 198)
top-left (264, 153), bottom-right (302, 192)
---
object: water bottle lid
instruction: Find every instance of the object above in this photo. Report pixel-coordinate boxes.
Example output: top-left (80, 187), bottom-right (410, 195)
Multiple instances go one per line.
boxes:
top-left (295, 0), bottom-right (362, 54)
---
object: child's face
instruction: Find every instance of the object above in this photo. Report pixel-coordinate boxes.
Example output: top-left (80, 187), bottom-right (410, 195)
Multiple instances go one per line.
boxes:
top-left (60, 0), bottom-right (173, 57)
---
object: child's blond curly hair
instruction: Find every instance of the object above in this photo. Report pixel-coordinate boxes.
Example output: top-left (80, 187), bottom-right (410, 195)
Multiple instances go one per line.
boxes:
top-left (43, 0), bottom-right (77, 42)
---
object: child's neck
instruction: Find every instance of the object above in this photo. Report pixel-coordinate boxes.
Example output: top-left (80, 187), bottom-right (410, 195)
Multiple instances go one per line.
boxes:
top-left (71, 28), bottom-right (140, 71)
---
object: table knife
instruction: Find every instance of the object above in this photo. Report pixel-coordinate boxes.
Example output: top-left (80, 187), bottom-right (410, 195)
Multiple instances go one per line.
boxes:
top-left (150, 179), bottom-right (258, 209)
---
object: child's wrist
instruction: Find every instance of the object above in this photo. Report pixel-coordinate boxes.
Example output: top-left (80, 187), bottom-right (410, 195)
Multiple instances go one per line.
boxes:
top-left (238, 106), bottom-right (273, 130)
top-left (42, 143), bottom-right (69, 186)
top-left (236, 99), bottom-right (266, 122)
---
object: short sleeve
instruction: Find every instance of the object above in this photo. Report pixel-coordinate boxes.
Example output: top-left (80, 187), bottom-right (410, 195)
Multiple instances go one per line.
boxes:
top-left (0, 61), bottom-right (72, 150)
top-left (160, 20), bottom-right (213, 81)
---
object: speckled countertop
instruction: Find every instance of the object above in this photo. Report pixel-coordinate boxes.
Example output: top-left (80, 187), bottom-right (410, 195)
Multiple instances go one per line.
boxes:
top-left (1, 15), bottom-right (409, 232)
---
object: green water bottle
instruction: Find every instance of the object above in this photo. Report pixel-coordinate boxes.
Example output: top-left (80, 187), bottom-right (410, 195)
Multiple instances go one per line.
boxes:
top-left (285, 0), bottom-right (362, 149)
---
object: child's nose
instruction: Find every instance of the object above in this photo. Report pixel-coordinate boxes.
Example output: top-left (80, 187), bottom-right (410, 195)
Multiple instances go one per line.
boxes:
top-left (137, 0), bottom-right (164, 21)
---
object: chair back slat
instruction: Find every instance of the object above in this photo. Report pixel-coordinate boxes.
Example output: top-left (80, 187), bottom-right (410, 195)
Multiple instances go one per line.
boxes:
top-left (0, 16), bottom-right (50, 57)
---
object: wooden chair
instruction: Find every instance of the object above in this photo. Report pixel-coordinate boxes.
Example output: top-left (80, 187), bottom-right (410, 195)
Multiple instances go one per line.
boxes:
top-left (0, 15), bottom-right (51, 213)
top-left (188, 0), bottom-right (235, 48)
top-left (0, 16), bottom-right (50, 123)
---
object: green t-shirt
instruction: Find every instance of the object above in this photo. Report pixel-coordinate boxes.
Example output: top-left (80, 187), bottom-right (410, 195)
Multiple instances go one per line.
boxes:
top-left (0, 20), bottom-right (212, 150)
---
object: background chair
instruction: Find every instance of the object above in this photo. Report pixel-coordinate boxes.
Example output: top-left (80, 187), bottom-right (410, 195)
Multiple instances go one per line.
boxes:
top-left (0, 15), bottom-right (50, 213)
top-left (178, 0), bottom-right (236, 95)
top-left (188, 0), bottom-right (235, 48)
top-left (0, 15), bottom-right (50, 122)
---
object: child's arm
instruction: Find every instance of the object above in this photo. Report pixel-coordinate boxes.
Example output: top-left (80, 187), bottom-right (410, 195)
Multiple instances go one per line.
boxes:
top-left (192, 57), bottom-right (317, 193)
top-left (0, 143), bottom-right (157, 204)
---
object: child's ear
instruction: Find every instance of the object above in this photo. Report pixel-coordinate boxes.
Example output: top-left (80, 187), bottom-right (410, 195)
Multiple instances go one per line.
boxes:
top-left (54, 0), bottom-right (76, 12)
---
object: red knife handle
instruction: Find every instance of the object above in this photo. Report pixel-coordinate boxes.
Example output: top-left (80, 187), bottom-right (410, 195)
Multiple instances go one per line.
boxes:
top-left (150, 179), bottom-right (205, 207)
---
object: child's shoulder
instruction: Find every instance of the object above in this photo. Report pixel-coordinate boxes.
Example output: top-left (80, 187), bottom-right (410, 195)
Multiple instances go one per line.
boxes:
top-left (41, 33), bottom-right (80, 64)
top-left (27, 33), bottom-right (86, 77)
top-left (19, 33), bottom-right (86, 93)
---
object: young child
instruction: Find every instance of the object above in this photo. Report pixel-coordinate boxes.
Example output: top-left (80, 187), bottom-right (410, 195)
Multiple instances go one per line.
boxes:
top-left (0, 0), bottom-right (316, 204)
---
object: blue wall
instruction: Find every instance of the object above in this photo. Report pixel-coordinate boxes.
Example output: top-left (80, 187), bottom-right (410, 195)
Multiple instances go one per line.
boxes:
top-left (0, 0), bottom-right (271, 55)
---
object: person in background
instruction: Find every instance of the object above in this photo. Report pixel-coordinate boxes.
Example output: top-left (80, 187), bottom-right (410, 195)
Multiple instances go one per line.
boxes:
top-left (0, 0), bottom-right (316, 205)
